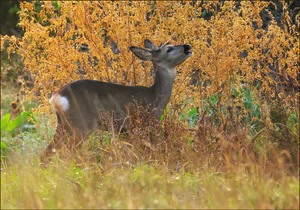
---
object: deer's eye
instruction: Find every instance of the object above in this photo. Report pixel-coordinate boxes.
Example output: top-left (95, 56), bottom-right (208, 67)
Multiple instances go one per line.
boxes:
top-left (167, 47), bottom-right (174, 53)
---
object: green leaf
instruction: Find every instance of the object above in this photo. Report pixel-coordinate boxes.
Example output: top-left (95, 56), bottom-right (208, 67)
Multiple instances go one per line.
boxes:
top-left (6, 115), bottom-right (22, 131)
top-left (5, 111), bottom-right (34, 132)
top-left (1, 113), bottom-right (11, 132)
top-left (1, 141), bottom-right (7, 150)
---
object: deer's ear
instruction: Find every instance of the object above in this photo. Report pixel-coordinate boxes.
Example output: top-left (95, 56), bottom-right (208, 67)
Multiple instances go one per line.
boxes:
top-left (144, 39), bottom-right (158, 50)
top-left (130, 46), bottom-right (153, 61)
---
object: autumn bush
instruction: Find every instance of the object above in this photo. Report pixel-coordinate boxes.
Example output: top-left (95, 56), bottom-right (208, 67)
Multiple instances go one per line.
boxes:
top-left (1, 1), bottom-right (299, 169)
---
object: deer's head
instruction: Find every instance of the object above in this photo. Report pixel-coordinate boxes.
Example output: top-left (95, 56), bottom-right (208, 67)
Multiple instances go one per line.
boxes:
top-left (130, 39), bottom-right (192, 70)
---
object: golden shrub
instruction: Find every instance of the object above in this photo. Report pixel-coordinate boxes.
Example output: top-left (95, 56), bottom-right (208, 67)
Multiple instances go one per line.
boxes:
top-left (1, 1), bottom-right (299, 116)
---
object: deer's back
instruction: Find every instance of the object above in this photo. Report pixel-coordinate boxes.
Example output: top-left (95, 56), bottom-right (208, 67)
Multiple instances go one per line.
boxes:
top-left (51, 79), bottom-right (154, 134)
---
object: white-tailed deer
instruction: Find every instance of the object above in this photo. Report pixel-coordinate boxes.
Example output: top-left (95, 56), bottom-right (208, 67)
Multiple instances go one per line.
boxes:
top-left (41, 39), bottom-right (192, 165)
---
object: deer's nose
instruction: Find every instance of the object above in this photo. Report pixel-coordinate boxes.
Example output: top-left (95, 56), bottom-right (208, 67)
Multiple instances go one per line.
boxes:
top-left (184, 44), bottom-right (191, 52)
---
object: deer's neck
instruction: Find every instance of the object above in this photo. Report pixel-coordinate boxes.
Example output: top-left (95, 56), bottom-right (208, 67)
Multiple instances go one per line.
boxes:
top-left (151, 65), bottom-right (176, 116)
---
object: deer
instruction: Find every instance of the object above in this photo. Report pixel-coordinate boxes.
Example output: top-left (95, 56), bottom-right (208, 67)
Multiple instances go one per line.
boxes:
top-left (40, 39), bottom-right (192, 165)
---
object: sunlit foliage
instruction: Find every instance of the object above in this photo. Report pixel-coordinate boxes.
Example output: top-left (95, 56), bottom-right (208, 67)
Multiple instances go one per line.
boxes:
top-left (1, 1), bottom-right (299, 124)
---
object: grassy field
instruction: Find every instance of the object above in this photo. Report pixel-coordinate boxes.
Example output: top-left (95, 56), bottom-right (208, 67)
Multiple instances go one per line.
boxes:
top-left (1, 159), bottom-right (298, 209)
top-left (1, 84), bottom-right (299, 209)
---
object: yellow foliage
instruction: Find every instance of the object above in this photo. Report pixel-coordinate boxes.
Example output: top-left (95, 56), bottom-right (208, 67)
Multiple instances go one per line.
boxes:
top-left (1, 1), bottom-right (299, 115)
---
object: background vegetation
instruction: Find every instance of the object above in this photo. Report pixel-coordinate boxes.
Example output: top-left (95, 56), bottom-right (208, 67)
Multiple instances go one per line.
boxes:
top-left (1, 1), bottom-right (299, 209)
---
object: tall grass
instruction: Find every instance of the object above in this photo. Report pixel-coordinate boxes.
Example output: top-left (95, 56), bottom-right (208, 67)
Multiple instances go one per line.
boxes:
top-left (1, 157), bottom-right (299, 209)
top-left (1, 99), bottom-right (299, 209)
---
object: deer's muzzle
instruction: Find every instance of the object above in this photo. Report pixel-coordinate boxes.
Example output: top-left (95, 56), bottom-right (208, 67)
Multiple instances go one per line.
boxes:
top-left (184, 44), bottom-right (192, 55)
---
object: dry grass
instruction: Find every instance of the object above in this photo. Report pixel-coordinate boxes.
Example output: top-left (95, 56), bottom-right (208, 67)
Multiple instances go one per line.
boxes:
top-left (1, 109), bottom-right (299, 209)
top-left (1, 153), bottom-right (298, 209)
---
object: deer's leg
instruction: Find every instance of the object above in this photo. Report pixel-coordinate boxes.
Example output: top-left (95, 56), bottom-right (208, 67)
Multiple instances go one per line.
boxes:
top-left (40, 121), bottom-right (68, 166)
top-left (40, 112), bottom-right (74, 165)
top-left (40, 113), bottom-right (90, 166)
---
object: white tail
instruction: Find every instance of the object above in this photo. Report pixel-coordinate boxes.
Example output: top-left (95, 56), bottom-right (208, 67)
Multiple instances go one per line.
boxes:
top-left (41, 39), bottom-right (192, 164)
